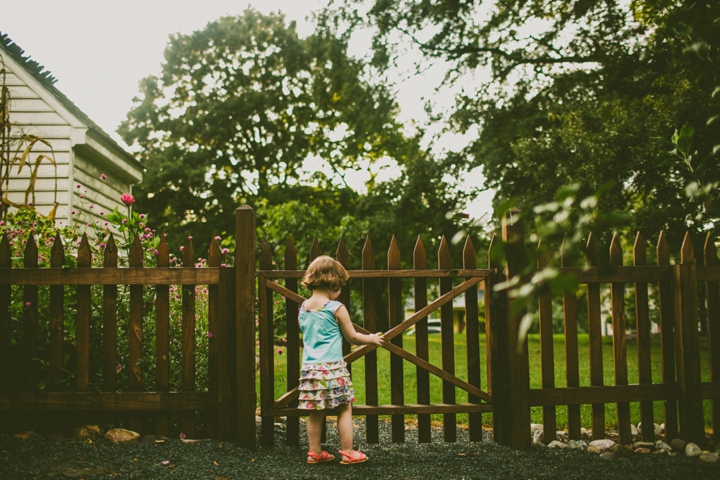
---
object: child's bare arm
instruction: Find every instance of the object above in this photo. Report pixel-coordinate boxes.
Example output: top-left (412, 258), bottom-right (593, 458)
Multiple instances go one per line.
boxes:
top-left (336, 305), bottom-right (383, 346)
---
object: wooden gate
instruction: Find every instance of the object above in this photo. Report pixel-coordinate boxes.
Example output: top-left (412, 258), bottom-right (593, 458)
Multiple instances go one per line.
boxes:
top-left (256, 232), bottom-right (498, 446)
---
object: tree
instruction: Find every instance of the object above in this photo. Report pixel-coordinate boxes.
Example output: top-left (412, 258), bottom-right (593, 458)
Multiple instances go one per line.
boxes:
top-left (119, 9), bottom-right (408, 252)
top-left (323, 0), bottom-right (720, 249)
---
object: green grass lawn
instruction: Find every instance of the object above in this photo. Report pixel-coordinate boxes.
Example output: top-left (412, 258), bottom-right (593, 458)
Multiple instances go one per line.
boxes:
top-left (268, 332), bottom-right (714, 430)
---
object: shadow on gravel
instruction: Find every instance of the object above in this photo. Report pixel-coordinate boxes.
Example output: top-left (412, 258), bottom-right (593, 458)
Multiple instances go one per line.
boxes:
top-left (1, 419), bottom-right (718, 479)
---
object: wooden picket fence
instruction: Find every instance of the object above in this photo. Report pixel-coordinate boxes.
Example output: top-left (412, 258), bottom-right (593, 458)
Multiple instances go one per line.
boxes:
top-left (1, 205), bottom-right (719, 451)
top-left (0, 207), bottom-right (257, 448)
top-left (497, 211), bottom-right (720, 449)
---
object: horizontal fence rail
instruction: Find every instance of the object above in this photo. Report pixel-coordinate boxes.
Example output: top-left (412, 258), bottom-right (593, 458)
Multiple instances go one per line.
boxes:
top-left (0, 268), bottom-right (222, 285)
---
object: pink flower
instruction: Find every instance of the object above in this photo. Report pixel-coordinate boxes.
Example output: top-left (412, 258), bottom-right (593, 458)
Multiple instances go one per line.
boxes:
top-left (100, 211), bottom-right (104, 215)
top-left (25, 301), bottom-right (31, 307)
top-left (276, 348), bottom-right (283, 355)
top-left (115, 364), bottom-right (121, 372)
top-left (139, 214), bottom-right (145, 219)
top-left (76, 184), bottom-right (81, 189)
top-left (101, 174), bottom-right (107, 180)
top-left (71, 210), bottom-right (76, 215)
top-left (122, 219), bottom-right (127, 224)
top-left (179, 432), bottom-right (186, 440)
top-left (99, 243), bottom-right (106, 248)
top-left (173, 339), bottom-right (178, 344)
top-left (220, 263), bottom-right (226, 267)
top-left (153, 250), bottom-right (159, 256)
top-left (27, 201), bottom-right (33, 206)
top-left (161, 460), bottom-right (169, 466)
top-left (89, 204), bottom-right (94, 209)
top-left (207, 332), bottom-right (213, 339)
top-left (120, 193), bottom-right (135, 206)
top-left (188, 235), bottom-right (193, 239)
top-left (215, 236), bottom-right (221, 240)
top-left (221, 248), bottom-right (229, 254)
top-left (180, 246), bottom-right (184, 251)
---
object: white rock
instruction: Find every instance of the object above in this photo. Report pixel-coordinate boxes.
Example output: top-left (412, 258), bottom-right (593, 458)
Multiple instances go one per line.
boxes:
top-left (656, 423), bottom-right (665, 435)
top-left (685, 443), bottom-right (702, 457)
top-left (104, 428), bottom-right (139, 443)
top-left (655, 441), bottom-right (673, 453)
top-left (630, 424), bottom-right (638, 436)
top-left (547, 440), bottom-right (566, 449)
top-left (567, 440), bottom-right (587, 451)
top-left (700, 452), bottom-right (720, 463)
top-left (589, 439), bottom-right (615, 452)
top-left (533, 429), bottom-right (544, 444)
top-left (530, 424), bottom-right (543, 435)
top-left (633, 441), bottom-right (655, 450)
top-left (580, 428), bottom-right (588, 437)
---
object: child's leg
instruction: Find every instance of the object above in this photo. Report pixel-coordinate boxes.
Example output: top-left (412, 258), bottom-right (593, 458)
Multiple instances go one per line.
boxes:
top-left (336, 403), bottom-right (354, 453)
top-left (307, 410), bottom-right (325, 455)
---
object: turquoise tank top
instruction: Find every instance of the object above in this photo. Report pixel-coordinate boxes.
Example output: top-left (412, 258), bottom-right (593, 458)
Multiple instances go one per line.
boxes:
top-left (299, 300), bottom-right (344, 364)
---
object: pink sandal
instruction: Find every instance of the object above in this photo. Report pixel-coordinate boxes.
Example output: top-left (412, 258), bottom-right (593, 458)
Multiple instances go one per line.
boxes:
top-left (307, 449), bottom-right (335, 464)
top-left (338, 449), bottom-right (368, 464)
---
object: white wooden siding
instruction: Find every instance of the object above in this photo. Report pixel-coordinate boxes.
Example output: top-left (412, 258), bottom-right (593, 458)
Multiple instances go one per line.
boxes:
top-left (5, 63), bottom-right (73, 219)
top-left (72, 153), bottom-right (132, 231)
top-left (2, 52), bottom-right (140, 231)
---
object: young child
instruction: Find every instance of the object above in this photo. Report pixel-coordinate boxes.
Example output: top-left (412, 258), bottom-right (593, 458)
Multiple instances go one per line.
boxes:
top-left (298, 255), bottom-right (383, 465)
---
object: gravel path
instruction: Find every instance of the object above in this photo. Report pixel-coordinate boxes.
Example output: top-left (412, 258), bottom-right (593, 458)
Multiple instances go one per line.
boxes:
top-left (1, 419), bottom-right (719, 479)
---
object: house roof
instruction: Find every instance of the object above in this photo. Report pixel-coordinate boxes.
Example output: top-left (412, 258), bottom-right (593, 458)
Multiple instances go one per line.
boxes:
top-left (0, 32), bottom-right (143, 171)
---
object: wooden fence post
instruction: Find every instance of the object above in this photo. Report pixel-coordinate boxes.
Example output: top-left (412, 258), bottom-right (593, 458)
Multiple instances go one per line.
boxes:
top-left (705, 232), bottom-right (720, 443)
top-left (486, 234), bottom-right (508, 444)
top-left (0, 234), bottom-right (12, 434)
top-left (501, 208), bottom-right (531, 450)
top-left (236, 206), bottom-right (256, 449)
top-left (673, 232), bottom-right (706, 448)
top-left (216, 263), bottom-right (237, 441)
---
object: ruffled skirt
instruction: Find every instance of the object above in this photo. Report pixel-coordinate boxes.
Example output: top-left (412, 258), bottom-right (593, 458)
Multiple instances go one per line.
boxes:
top-left (298, 360), bottom-right (356, 410)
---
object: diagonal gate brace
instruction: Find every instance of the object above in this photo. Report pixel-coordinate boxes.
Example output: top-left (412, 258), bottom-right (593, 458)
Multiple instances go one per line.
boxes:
top-left (264, 276), bottom-right (488, 415)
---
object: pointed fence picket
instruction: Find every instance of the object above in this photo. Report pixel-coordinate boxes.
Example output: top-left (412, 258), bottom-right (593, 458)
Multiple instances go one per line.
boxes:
top-left (362, 235), bottom-right (380, 443)
top-left (413, 236), bottom-right (431, 443)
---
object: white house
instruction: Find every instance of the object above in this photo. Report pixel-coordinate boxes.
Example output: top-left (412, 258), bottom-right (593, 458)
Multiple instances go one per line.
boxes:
top-left (0, 33), bottom-right (142, 227)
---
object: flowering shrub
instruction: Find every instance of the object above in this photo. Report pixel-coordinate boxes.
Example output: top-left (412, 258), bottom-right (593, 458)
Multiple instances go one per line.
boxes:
top-left (0, 175), bottom-right (228, 400)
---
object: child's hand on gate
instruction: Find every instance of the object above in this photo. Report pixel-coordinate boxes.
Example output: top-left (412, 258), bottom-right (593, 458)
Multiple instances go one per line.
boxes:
top-left (366, 332), bottom-right (384, 346)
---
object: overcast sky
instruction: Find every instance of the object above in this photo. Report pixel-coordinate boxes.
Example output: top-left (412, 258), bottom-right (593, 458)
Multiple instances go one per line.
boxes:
top-left (0, 0), bottom-right (492, 219)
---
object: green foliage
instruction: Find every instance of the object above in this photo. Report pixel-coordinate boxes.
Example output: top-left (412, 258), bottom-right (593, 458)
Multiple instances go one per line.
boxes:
top-left (324, 0), bottom-right (720, 251)
top-left (0, 205), bottom-right (212, 399)
top-left (119, 9), bottom-right (409, 255)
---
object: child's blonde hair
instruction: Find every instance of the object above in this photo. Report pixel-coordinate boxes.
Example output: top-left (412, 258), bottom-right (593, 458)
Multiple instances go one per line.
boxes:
top-left (302, 255), bottom-right (349, 291)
